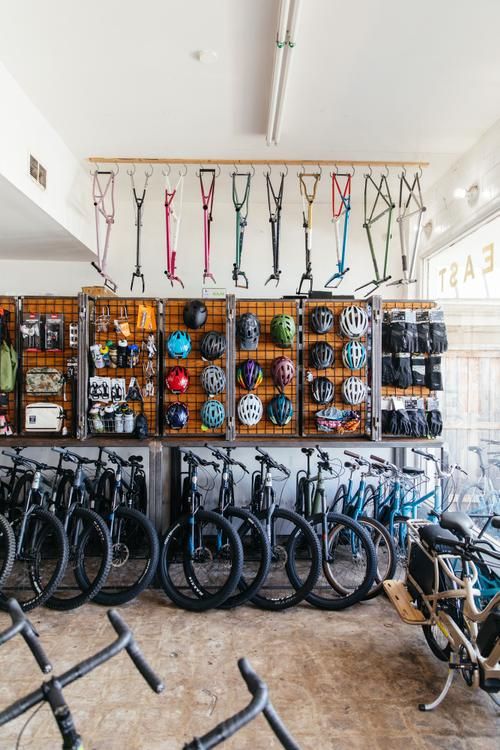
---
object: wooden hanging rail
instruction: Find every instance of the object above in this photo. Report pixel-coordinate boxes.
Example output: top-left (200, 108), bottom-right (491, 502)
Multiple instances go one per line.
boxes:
top-left (88, 157), bottom-right (429, 168)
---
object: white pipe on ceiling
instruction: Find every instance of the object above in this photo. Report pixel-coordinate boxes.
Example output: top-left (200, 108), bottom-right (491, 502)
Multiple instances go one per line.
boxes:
top-left (272, 0), bottom-right (302, 145)
top-left (266, 0), bottom-right (291, 146)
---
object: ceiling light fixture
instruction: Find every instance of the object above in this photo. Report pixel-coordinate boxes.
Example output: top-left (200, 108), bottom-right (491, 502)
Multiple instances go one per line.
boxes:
top-left (197, 50), bottom-right (218, 65)
top-left (266, 0), bottom-right (302, 145)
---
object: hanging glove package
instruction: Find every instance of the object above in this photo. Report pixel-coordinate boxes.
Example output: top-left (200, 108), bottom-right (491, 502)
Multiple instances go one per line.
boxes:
top-left (429, 308), bottom-right (448, 353)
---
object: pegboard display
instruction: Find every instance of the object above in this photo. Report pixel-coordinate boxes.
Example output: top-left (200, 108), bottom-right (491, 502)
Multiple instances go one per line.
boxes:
top-left (0, 297), bottom-right (18, 436)
top-left (88, 297), bottom-right (160, 436)
top-left (19, 297), bottom-right (79, 437)
top-left (302, 299), bottom-right (370, 438)
top-left (235, 299), bottom-right (299, 437)
top-left (163, 299), bottom-right (228, 437)
top-left (381, 299), bottom-right (440, 438)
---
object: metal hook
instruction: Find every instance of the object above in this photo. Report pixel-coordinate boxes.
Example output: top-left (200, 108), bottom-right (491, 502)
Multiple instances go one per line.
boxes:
top-left (250, 164), bottom-right (256, 178)
top-left (145, 164), bottom-right (154, 178)
top-left (297, 164), bottom-right (306, 177)
top-left (384, 164), bottom-right (389, 178)
top-left (233, 163), bottom-right (239, 175)
top-left (112, 164), bottom-right (120, 176)
top-left (179, 164), bottom-right (188, 177)
top-left (418, 164), bottom-right (423, 179)
top-left (215, 164), bottom-right (221, 178)
top-left (162, 164), bottom-right (171, 177)
top-left (317, 164), bottom-right (323, 177)
top-left (350, 164), bottom-right (356, 177)
top-left (330, 164), bottom-right (339, 178)
top-left (281, 164), bottom-right (289, 177)
top-left (366, 165), bottom-right (373, 178)
top-left (126, 164), bottom-right (136, 177)
top-left (263, 162), bottom-right (272, 177)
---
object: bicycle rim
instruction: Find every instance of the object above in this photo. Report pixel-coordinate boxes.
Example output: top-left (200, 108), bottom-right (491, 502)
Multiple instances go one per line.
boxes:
top-left (357, 516), bottom-right (396, 600)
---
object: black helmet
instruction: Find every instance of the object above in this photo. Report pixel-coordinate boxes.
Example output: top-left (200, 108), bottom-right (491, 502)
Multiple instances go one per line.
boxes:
top-left (236, 312), bottom-right (260, 350)
top-left (183, 299), bottom-right (208, 330)
top-left (310, 341), bottom-right (334, 369)
top-left (311, 376), bottom-right (334, 404)
top-left (200, 331), bottom-right (226, 360)
top-left (310, 306), bottom-right (334, 334)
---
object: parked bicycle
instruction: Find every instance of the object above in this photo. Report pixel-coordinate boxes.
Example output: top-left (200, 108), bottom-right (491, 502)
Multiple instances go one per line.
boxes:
top-left (458, 439), bottom-right (500, 518)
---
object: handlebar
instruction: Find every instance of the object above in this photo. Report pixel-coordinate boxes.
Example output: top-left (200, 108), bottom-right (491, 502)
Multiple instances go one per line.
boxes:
top-left (1, 451), bottom-right (49, 471)
top-left (205, 444), bottom-right (249, 474)
top-left (255, 448), bottom-right (290, 477)
top-left (180, 449), bottom-right (219, 471)
top-left (0, 599), bottom-right (52, 674)
top-left (0, 609), bottom-right (164, 727)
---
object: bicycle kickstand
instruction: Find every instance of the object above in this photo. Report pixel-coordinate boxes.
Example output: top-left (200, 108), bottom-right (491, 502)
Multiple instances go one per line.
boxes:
top-left (418, 667), bottom-right (455, 711)
top-left (130, 267), bottom-right (145, 293)
top-left (232, 265), bottom-right (249, 289)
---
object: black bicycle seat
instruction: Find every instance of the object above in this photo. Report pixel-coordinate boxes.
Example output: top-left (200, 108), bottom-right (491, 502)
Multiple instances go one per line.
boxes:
top-left (301, 448), bottom-right (315, 456)
top-left (344, 461), bottom-right (357, 470)
top-left (440, 511), bottom-right (476, 539)
top-left (419, 524), bottom-right (459, 551)
top-left (402, 467), bottom-right (425, 476)
top-left (128, 455), bottom-right (143, 463)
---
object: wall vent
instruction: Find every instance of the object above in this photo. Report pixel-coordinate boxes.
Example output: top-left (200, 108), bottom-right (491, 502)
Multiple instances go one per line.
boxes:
top-left (29, 154), bottom-right (47, 189)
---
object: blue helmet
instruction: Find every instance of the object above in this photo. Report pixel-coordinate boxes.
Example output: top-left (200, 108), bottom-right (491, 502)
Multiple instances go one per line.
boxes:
top-left (165, 401), bottom-right (189, 430)
top-left (342, 340), bottom-right (367, 370)
top-left (267, 394), bottom-right (293, 426)
top-left (201, 399), bottom-right (225, 429)
top-left (167, 330), bottom-right (192, 359)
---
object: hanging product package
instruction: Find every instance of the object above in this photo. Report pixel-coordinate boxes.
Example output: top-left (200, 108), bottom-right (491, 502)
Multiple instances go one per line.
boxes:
top-left (21, 313), bottom-right (43, 351)
top-left (25, 403), bottom-right (64, 432)
top-left (45, 313), bottom-right (64, 351)
top-left (25, 367), bottom-right (64, 394)
top-left (0, 340), bottom-right (18, 393)
top-left (136, 303), bottom-right (157, 332)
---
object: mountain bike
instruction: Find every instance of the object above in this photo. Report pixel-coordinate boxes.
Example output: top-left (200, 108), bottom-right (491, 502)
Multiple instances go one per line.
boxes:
top-left (92, 449), bottom-right (148, 516)
top-left (205, 444), bottom-right (271, 608)
top-left (0, 451), bottom-right (68, 611)
top-left (384, 513), bottom-right (500, 711)
top-left (248, 448), bottom-right (321, 610)
top-left (159, 450), bottom-right (244, 611)
top-left (0, 599), bottom-right (164, 750)
top-left (288, 447), bottom-right (377, 609)
top-left (0, 447), bottom-right (38, 522)
top-left (78, 448), bottom-right (159, 606)
top-left (458, 440), bottom-right (500, 518)
top-left (299, 447), bottom-right (396, 600)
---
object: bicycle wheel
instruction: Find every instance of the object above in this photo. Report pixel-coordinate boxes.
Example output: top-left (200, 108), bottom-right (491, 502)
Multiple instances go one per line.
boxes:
top-left (129, 470), bottom-right (148, 515)
top-left (47, 507), bottom-right (112, 611)
top-left (92, 468), bottom-right (115, 515)
top-left (222, 507), bottom-right (271, 608)
top-left (0, 512), bottom-right (15, 587)
top-left (9, 472), bottom-right (33, 523)
top-left (250, 508), bottom-right (321, 611)
top-left (422, 623), bottom-right (452, 661)
top-left (0, 507), bottom-right (69, 612)
top-left (331, 484), bottom-right (347, 513)
top-left (362, 485), bottom-right (376, 518)
top-left (89, 507), bottom-right (159, 605)
top-left (159, 509), bottom-right (244, 612)
top-left (459, 484), bottom-right (498, 517)
top-left (287, 512), bottom-right (376, 610)
top-left (296, 476), bottom-right (312, 517)
top-left (356, 515), bottom-right (396, 600)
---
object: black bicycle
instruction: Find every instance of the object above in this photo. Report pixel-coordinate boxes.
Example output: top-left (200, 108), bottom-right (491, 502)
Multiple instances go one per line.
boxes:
top-left (159, 450), bottom-right (244, 611)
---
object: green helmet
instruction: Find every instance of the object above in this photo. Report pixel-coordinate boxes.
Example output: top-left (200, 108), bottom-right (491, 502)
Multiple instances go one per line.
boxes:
top-left (270, 314), bottom-right (296, 348)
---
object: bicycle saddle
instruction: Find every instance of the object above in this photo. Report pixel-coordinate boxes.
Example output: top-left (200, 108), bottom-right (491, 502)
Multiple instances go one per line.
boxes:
top-left (402, 467), bottom-right (425, 476)
top-left (344, 461), bottom-right (357, 470)
top-left (419, 524), bottom-right (459, 551)
top-left (440, 511), bottom-right (476, 539)
top-left (128, 455), bottom-right (143, 463)
top-left (301, 448), bottom-right (315, 456)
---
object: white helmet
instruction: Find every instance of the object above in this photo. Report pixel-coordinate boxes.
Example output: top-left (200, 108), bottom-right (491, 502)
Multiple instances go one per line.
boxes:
top-left (342, 376), bottom-right (367, 405)
top-left (339, 305), bottom-right (368, 338)
top-left (237, 393), bottom-right (263, 426)
top-left (342, 341), bottom-right (367, 370)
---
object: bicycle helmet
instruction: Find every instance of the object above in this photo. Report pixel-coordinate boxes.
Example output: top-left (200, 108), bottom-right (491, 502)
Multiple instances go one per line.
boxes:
top-left (236, 359), bottom-right (263, 390)
top-left (311, 376), bottom-right (335, 404)
top-left (237, 394), bottom-right (263, 426)
top-left (201, 365), bottom-right (226, 395)
top-left (167, 329), bottom-right (192, 359)
top-left (236, 312), bottom-right (261, 350)
top-left (200, 331), bottom-right (226, 360)
top-left (267, 394), bottom-right (293, 426)
top-left (310, 306), bottom-right (334, 334)
top-left (339, 305), bottom-right (368, 338)
top-left (342, 340), bottom-right (367, 370)
top-left (201, 399), bottom-right (225, 430)
top-left (183, 299), bottom-right (207, 330)
top-left (165, 401), bottom-right (189, 430)
top-left (270, 314), bottom-right (296, 348)
top-left (310, 341), bottom-right (334, 369)
top-left (341, 376), bottom-right (367, 405)
top-left (165, 366), bottom-right (189, 394)
top-left (271, 356), bottom-right (295, 391)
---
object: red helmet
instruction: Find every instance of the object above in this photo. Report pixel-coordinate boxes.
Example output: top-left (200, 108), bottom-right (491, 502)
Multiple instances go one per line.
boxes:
top-left (271, 356), bottom-right (295, 391)
top-left (166, 366), bottom-right (189, 394)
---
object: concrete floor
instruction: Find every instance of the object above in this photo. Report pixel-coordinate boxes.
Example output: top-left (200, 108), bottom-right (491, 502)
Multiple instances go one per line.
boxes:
top-left (0, 594), bottom-right (498, 749)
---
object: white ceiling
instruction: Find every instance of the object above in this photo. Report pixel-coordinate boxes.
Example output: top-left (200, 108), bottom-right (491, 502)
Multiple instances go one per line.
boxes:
top-left (0, 174), bottom-right (94, 260)
top-left (1, 1), bottom-right (500, 188)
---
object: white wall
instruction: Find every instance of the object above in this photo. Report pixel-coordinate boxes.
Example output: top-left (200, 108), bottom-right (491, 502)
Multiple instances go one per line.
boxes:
top-left (0, 62), bottom-right (94, 254)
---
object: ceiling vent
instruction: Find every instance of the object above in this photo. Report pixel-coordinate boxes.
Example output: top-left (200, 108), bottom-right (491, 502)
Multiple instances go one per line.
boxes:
top-left (29, 154), bottom-right (47, 189)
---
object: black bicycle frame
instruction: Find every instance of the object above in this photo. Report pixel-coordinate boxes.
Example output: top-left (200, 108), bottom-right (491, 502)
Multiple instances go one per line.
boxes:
top-left (129, 169), bottom-right (151, 292)
top-left (265, 171), bottom-right (285, 286)
top-left (232, 171), bottom-right (252, 288)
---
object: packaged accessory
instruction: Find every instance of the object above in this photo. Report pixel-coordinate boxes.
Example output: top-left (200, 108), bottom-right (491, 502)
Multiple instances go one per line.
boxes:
top-left (411, 354), bottom-right (426, 386)
top-left (25, 403), bottom-right (64, 432)
top-left (416, 309), bottom-right (431, 353)
top-left (426, 355), bottom-right (443, 391)
top-left (429, 308), bottom-right (448, 353)
top-left (389, 309), bottom-right (417, 353)
top-left (114, 307), bottom-right (131, 338)
top-left (381, 354), bottom-right (395, 386)
top-left (126, 377), bottom-right (143, 402)
top-left (0, 341), bottom-right (18, 393)
top-left (427, 409), bottom-right (443, 437)
top-left (0, 412), bottom-right (13, 436)
top-left (110, 378), bottom-right (126, 402)
top-left (136, 303), bottom-right (157, 332)
top-left (21, 313), bottom-right (42, 351)
top-left (69, 323), bottom-right (78, 348)
top-left (25, 367), bottom-right (64, 395)
top-left (394, 353), bottom-right (412, 389)
top-left (89, 376), bottom-right (111, 402)
top-left (44, 314), bottom-right (64, 351)
top-left (96, 306), bottom-right (110, 333)
top-left (127, 343), bottom-right (140, 368)
top-left (117, 340), bottom-right (128, 368)
top-left (90, 344), bottom-right (105, 369)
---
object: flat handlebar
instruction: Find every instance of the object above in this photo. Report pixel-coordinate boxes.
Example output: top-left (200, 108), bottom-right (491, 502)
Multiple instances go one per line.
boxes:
top-left (0, 599), bottom-right (52, 674)
top-left (255, 448), bottom-right (290, 477)
top-left (205, 444), bottom-right (249, 474)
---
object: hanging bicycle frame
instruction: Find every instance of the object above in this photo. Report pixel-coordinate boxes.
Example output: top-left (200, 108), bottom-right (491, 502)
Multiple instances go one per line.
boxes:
top-left (164, 167), bottom-right (186, 288)
top-left (325, 172), bottom-right (352, 288)
top-left (356, 171), bottom-right (395, 297)
top-left (91, 169), bottom-right (118, 292)
top-left (232, 170), bottom-right (252, 289)
top-left (388, 170), bottom-right (426, 287)
top-left (199, 168), bottom-right (218, 285)
top-left (296, 172), bottom-right (321, 295)
top-left (265, 169), bottom-right (285, 286)
top-left (129, 166), bottom-right (153, 293)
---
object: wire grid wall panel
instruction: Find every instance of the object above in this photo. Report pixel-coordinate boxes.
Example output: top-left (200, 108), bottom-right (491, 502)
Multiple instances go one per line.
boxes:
top-left (0, 297), bottom-right (18, 435)
top-left (381, 299), bottom-right (438, 435)
top-left (19, 297), bottom-right (79, 437)
top-left (302, 299), bottom-right (370, 438)
top-left (87, 297), bottom-right (161, 436)
top-left (235, 299), bottom-right (299, 437)
top-left (163, 299), bottom-right (228, 437)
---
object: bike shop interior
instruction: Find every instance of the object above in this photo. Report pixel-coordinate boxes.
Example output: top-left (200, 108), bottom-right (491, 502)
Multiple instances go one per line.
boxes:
top-left (0, 2), bottom-right (499, 748)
